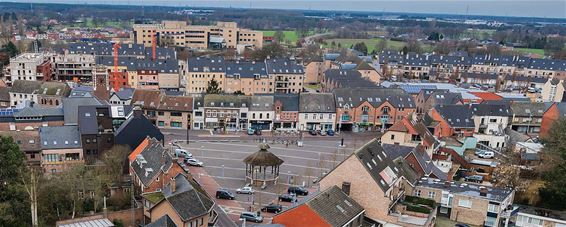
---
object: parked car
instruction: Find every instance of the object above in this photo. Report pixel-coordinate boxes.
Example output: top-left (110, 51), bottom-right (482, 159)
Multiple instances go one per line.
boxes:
top-left (308, 130), bottom-right (318, 136)
top-left (236, 186), bottom-right (254, 194)
top-left (261, 203), bottom-right (282, 213)
top-left (465, 175), bottom-right (484, 183)
top-left (247, 128), bottom-right (255, 135)
top-left (287, 186), bottom-right (309, 196)
top-left (185, 158), bottom-right (204, 167)
top-left (318, 130), bottom-right (327, 136)
top-left (255, 129), bottom-right (262, 135)
top-left (327, 129), bottom-right (335, 136)
top-left (216, 188), bottom-right (235, 200)
top-left (455, 224), bottom-right (470, 227)
top-left (175, 149), bottom-right (192, 158)
top-left (240, 212), bottom-right (263, 223)
top-left (474, 149), bottom-right (486, 156)
top-left (478, 151), bottom-right (495, 159)
top-left (278, 194), bottom-right (297, 202)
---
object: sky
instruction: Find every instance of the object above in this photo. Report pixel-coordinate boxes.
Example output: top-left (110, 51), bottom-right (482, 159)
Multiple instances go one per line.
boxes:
top-left (10, 0), bottom-right (566, 18)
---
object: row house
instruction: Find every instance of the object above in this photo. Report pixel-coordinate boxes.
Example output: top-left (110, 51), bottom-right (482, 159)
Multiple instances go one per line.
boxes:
top-left (541, 78), bottom-right (566, 102)
top-left (266, 58), bottom-right (305, 93)
top-left (426, 104), bottom-right (475, 138)
top-left (334, 88), bottom-right (416, 132)
top-left (5, 52), bottom-right (52, 84)
top-left (415, 89), bottom-right (463, 116)
top-left (248, 96), bottom-right (274, 130)
top-left (510, 102), bottom-right (549, 134)
top-left (9, 80), bottom-right (70, 107)
top-left (39, 125), bottom-right (83, 174)
top-left (414, 178), bottom-right (514, 227)
top-left (184, 56), bottom-right (226, 93)
top-left (502, 75), bottom-right (547, 90)
top-left (320, 139), bottom-right (437, 227)
top-left (225, 60), bottom-right (272, 94)
top-left (131, 89), bottom-right (193, 130)
top-left (201, 94), bottom-right (250, 131)
top-left (298, 93), bottom-right (336, 131)
top-left (470, 103), bottom-right (512, 149)
top-left (272, 93), bottom-right (299, 131)
top-left (95, 56), bottom-right (180, 90)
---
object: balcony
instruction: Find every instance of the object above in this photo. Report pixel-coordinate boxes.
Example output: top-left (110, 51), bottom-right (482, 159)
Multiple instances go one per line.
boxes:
top-left (390, 195), bottom-right (437, 226)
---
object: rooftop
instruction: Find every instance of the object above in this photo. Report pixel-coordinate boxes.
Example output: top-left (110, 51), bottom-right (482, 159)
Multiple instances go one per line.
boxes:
top-left (416, 178), bottom-right (513, 202)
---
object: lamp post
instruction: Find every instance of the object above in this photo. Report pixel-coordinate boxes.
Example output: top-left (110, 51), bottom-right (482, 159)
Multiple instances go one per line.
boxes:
top-left (239, 218), bottom-right (246, 227)
top-left (186, 124), bottom-right (190, 145)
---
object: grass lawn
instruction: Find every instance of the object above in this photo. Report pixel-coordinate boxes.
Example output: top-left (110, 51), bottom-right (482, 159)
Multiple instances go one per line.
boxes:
top-left (514, 48), bottom-right (545, 56)
top-left (262, 30), bottom-right (300, 44)
top-left (323, 38), bottom-right (433, 53)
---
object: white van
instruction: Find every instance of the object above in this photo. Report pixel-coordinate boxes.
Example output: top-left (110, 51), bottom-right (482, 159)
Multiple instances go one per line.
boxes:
top-left (175, 148), bottom-right (193, 158)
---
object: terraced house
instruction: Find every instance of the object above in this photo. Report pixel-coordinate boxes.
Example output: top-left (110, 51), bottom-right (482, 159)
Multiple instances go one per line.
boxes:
top-left (266, 58), bottom-right (305, 94)
top-left (333, 88), bottom-right (416, 132)
top-left (131, 90), bottom-right (193, 129)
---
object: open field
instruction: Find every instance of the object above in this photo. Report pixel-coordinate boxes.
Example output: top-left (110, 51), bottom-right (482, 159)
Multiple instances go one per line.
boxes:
top-left (262, 30), bottom-right (300, 43)
top-left (514, 48), bottom-right (545, 56)
top-left (323, 38), bottom-right (433, 53)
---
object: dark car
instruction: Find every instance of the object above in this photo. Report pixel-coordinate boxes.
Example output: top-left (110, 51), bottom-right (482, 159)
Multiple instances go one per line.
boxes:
top-left (216, 188), bottom-right (235, 200)
top-left (288, 186), bottom-right (309, 196)
top-left (455, 224), bottom-right (470, 227)
top-left (327, 129), bottom-right (335, 136)
top-left (254, 129), bottom-right (262, 135)
top-left (261, 203), bottom-right (282, 213)
top-left (278, 194), bottom-right (297, 202)
top-left (240, 212), bottom-right (263, 223)
top-left (308, 130), bottom-right (317, 136)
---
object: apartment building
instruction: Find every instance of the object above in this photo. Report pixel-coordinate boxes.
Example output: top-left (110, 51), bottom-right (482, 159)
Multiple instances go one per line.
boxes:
top-left (510, 102), bottom-right (549, 134)
top-left (95, 56), bottom-right (180, 90)
top-left (272, 93), bottom-right (299, 131)
top-left (512, 206), bottom-right (566, 227)
top-left (426, 105), bottom-right (475, 138)
top-left (225, 60), bottom-right (272, 94)
top-left (415, 89), bottom-right (462, 116)
top-left (133, 21), bottom-right (263, 50)
top-left (202, 94), bottom-right (250, 131)
top-left (6, 53), bottom-right (52, 84)
top-left (266, 58), bottom-right (304, 94)
top-left (248, 96), bottom-right (274, 130)
top-left (185, 56), bottom-right (226, 93)
top-left (51, 53), bottom-right (95, 83)
top-left (39, 125), bottom-right (83, 174)
top-left (414, 178), bottom-right (514, 227)
top-left (298, 93), bottom-right (336, 131)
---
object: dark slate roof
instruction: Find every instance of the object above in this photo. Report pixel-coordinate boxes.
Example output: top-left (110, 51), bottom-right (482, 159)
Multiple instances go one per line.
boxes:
top-left (146, 215), bottom-right (177, 227)
top-left (510, 102), bottom-right (548, 117)
top-left (0, 87), bottom-right (10, 101)
top-left (63, 97), bottom-right (103, 125)
top-left (324, 69), bottom-right (378, 89)
top-left (382, 144), bottom-right (448, 181)
top-left (250, 96), bottom-right (274, 111)
top-left (38, 82), bottom-right (71, 97)
top-left (266, 58), bottom-right (304, 74)
top-left (428, 91), bottom-right (462, 105)
top-left (114, 111), bottom-right (164, 150)
top-left (113, 88), bottom-right (135, 100)
top-left (39, 126), bottom-right (82, 149)
top-left (471, 103), bottom-right (512, 117)
top-left (463, 72), bottom-right (498, 80)
top-left (272, 93), bottom-right (299, 112)
top-left (504, 75), bottom-right (547, 83)
top-left (324, 69), bottom-right (362, 80)
top-left (204, 94), bottom-right (251, 108)
top-left (96, 56), bottom-right (179, 73)
top-left (161, 174), bottom-right (215, 222)
top-left (130, 137), bottom-right (173, 186)
top-left (306, 186), bottom-right (364, 227)
top-left (77, 106), bottom-right (99, 135)
top-left (354, 139), bottom-right (418, 192)
top-left (334, 88), bottom-right (415, 109)
top-left (10, 80), bottom-right (42, 94)
top-left (67, 42), bottom-right (176, 59)
top-left (225, 60), bottom-right (268, 78)
top-left (299, 93), bottom-right (335, 113)
top-left (13, 106), bottom-right (63, 118)
top-left (69, 86), bottom-right (94, 97)
top-left (417, 178), bottom-right (514, 202)
top-left (434, 105), bottom-right (474, 128)
top-left (187, 56), bottom-right (225, 73)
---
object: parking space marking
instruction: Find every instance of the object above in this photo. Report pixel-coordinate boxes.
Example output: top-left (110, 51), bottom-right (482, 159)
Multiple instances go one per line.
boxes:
top-left (196, 155), bottom-right (332, 170)
top-left (190, 141), bottom-right (352, 156)
top-left (189, 147), bottom-right (342, 164)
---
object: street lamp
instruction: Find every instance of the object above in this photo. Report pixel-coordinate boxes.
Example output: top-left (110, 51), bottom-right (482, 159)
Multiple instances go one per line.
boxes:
top-left (186, 124), bottom-right (190, 145)
top-left (239, 218), bottom-right (246, 227)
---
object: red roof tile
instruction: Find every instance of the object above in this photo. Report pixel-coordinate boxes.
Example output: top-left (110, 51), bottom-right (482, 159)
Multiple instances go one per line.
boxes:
top-left (272, 204), bottom-right (332, 227)
top-left (470, 92), bottom-right (503, 101)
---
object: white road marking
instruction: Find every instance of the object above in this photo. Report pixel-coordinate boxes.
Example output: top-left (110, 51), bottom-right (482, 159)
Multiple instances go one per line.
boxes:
top-left (196, 155), bottom-right (332, 170)
top-left (189, 147), bottom-right (343, 163)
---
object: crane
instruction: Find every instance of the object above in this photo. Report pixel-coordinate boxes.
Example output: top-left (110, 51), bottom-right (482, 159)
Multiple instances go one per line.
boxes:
top-left (112, 42), bottom-right (121, 91)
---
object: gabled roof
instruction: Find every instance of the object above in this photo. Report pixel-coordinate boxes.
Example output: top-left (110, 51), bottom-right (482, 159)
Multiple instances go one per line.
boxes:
top-left (470, 92), bottom-right (503, 101)
top-left (146, 215), bottom-right (177, 227)
top-left (131, 89), bottom-right (162, 109)
top-left (299, 93), bottom-right (335, 113)
top-left (273, 186), bottom-right (364, 227)
top-left (14, 106), bottom-right (63, 118)
top-left (0, 87), bottom-right (10, 101)
top-left (427, 91), bottom-right (462, 105)
top-left (471, 103), bottom-right (512, 117)
top-left (250, 96), bottom-right (274, 111)
top-left (225, 60), bottom-right (268, 78)
top-left (114, 110), bottom-right (164, 149)
top-left (159, 96), bottom-right (192, 112)
top-left (112, 88), bottom-right (135, 101)
top-left (39, 126), bottom-right (82, 149)
top-left (510, 102), bottom-right (548, 117)
top-left (63, 97), bottom-right (103, 125)
top-left (433, 105), bottom-right (474, 128)
top-left (158, 174), bottom-right (215, 222)
top-left (130, 137), bottom-right (173, 186)
top-left (187, 56), bottom-right (225, 73)
top-left (266, 58), bottom-right (304, 74)
top-left (382, 144), bottom-right (447, 181)
top-left (334, 88), bottom-right (415, 109)
top-left (204, 94), bottom-right (251, 108)
top-left (271, 93), bottom-right (299, 112)
top-left (388, 118), bottom-right (418, 135)
top-left (39, 82), bottom-right (71, 97)
top-left (10, 80), bottom-right (42, 94)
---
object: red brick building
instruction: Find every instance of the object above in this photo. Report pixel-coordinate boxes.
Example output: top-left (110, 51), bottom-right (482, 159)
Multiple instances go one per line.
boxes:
top-left (540, 102), bottom-right (566, 138)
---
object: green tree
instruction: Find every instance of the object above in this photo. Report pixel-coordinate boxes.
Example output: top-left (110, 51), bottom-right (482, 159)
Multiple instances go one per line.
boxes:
top-left (427, 31), bottom-right (444, 41)
top-left (4, 41), bottom-right (19, 57)
top-left (538, 118), bottom-right (566, 210)
top-left (0, 136), bottom-right (30, 226)
top-left (374, 39), bottom-right (387, 54)
top-left (206, 79), bottom-right (222, 94)
top-left (353, 42), bottom-right (368, 55)
top-left (250, 43), bottom-right (286, 60)
top-left (274, 30), bottom-right (285, 43)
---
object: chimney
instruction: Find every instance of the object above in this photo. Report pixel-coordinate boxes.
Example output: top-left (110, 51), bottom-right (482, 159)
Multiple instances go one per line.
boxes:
top-left (133, 105), bottom-right (143, 117)
top-left (479, 186), bottom-right (487, 196)
top-left (342, 182), bottom-right (351, 196)
top-left (170, 177), bottom-right (176, 193)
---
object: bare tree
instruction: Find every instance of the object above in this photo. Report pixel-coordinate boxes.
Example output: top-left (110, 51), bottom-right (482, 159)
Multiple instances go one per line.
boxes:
top-left (21, 168), bottom-right (39, 227)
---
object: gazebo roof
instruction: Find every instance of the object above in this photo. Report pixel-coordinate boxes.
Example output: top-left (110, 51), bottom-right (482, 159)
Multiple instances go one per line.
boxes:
top-left (243, 143), bottom-right (284, 166)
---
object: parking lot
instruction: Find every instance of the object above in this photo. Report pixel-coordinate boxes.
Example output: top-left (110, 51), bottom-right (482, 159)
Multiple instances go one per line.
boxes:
top-left (178, 138), bottom-right (367, 225)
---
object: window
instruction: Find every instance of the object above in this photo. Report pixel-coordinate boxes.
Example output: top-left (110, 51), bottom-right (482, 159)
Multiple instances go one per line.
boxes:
top-left (488, 203), bottom-right (499, 213)
top-left (485, 216), bottom-right (497, 227)
top-left (158, 121), bottom-right (165, 126)
top-left (415, 190), bottom-right (421, 197)
top-left (390, 134), bottom-right (395, 140)
top-left (171, 122), bottom-right (182, 128)
top-left (428, 191), bottom-right (436, 199)
top-left (458, 198), bottom-right (472, 208)
top-left (171, 112), bottom-right (182, 117)
top-left (195, 111), bottom-right (203, 117)
top-left (158, 111), bottom-right (164, 116)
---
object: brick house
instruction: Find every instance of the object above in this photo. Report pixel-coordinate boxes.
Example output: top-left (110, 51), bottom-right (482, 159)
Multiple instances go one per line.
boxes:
top-left (414, 178), bottom-right (514, 227)
top-left (272, 93), bottom-right (299, 131)
top-left (415, 89), bottom-right (462, 116)
top-left (510, 102), bottom-right (549, 134)
top-left (39, 125), bottom-right (83, 174)
top-left (540, 102), bottom-right (566, 138)
top-left (319, 139), bottom-right (437, 227)
top-left (381, 117), bottom-right (439, 156)
top-left (131, 89), bottom-right (193, 130)
top-left (426, 105), bottom-right (475, 138)
top-left (334, 88), bottom-right (416, 132)
top-left (298, 93), bottom-right (336, 131)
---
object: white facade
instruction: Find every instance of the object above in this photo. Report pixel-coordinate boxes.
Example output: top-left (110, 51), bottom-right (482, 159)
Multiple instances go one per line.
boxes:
top-left (248, 110), bottom-right (274, 130)
top-left (109, 94), bottom-right (131, 105)
top-left (9, 92), bottom-right (38, 107)
top-left (298, 112), bottom-right (336, 131)
top-left (473, 115), bottom-right (509, 149)
top-left (7, 53), bottom-right (48, 83)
